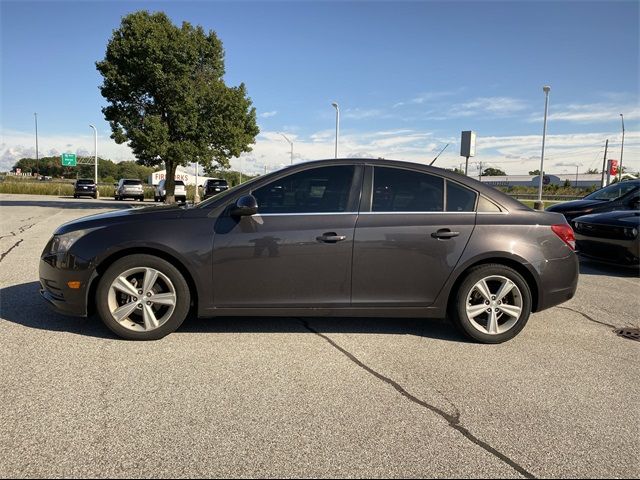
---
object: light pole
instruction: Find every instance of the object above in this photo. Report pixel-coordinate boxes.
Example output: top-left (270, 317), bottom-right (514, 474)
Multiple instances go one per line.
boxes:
top-left (619, 113), bottom-right (625, 182)
top-left (279, 132), bottom-right (294, 165)
top-left (193, 161), bottom-right (200, 204)
top-left (535, 85), bottom-right (551, 210)
top-left (34, 113), bottom-right (39, 176)
top-left (331, 102), bottom-right (340, 158)
top-left (89, 124), bottom-right (98, 188)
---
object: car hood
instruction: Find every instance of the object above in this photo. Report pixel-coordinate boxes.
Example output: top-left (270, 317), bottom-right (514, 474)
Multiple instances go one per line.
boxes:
top-left (573, 210), bottom-right (640, 227)
top-left (546, 199), bottom-right (606, 213)
top-left (54, 204), bottom-right (187, 235)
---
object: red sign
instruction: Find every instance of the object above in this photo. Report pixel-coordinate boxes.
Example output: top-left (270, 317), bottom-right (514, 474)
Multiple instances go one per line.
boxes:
top-left (608, 159), bottom-right (619, 176)
top-left (15, 168), bottom-right (21, 174)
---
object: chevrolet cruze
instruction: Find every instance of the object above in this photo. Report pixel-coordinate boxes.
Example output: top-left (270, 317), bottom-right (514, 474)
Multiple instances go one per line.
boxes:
top-left (40, 159), bottom-right (579, 343)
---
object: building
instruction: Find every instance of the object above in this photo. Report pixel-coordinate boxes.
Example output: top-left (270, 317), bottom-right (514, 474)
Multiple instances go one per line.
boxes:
top-left (480, 174), bottom-right (603, 189)
top-left (149, 167), bottom-right (211, 187)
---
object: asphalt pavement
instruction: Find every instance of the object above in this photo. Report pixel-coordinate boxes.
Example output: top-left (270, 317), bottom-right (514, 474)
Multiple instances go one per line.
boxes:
top-left (0, 194), bottom-right (638, 478)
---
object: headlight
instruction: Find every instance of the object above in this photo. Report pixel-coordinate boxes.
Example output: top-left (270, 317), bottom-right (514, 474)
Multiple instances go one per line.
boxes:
top-left (50, 229), bottom-right (93, 254)
top-left (626, 227), bottom-right (639, 239)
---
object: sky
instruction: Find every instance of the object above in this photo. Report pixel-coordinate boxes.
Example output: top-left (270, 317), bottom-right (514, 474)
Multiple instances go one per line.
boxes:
top-left (1, 0), bottom-right (639, 176)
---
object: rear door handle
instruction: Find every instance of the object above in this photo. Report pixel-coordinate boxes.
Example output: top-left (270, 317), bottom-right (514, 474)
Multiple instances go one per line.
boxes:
top-left (317, 232), bottom-right (347, 243)
top-left (431, 229), bottom-right (460, 239)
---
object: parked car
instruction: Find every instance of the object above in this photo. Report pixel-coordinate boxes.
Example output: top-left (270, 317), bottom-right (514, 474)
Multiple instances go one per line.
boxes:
top-left (547, 179), bottom-right (640, 222)
top-left (73, 179), bottom-right (97, 199)
top-left (154, 179), bottom-right (187, 203)
top-left (572, 210), bottom-right (640, 267)
top-left (40, 159), bottom-right (579, 343)
top-left (202, 178), bottom-right (229, 199)
top-left (114, 179), bottom-right (144, 201)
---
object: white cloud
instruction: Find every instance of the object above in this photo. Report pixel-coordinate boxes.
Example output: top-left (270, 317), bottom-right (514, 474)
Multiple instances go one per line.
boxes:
top-left (0, 128), bottom-right (136, 171)
top-left (528, 103), bottom-right (640, 124)
top-left (259, 110), bottom-right (278, 118)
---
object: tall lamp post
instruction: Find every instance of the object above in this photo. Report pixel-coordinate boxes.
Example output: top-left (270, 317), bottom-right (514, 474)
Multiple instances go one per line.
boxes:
top-left (619, 113), bottom-right (625, 182)
top-left (89, 124), bottom-right (98, 189)
top-left (535, 85), bottom-right (551, 210)
top-left (279, 132), bottom-right (294, 165)
top-left (331, 102), bottom-right (340, 158)
top-left (193, 161), bottom-right (200, 204)
top-left (34, 113), bottom-right (39, 176)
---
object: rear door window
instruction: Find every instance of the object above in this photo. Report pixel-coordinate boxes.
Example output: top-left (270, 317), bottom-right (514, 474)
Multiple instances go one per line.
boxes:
top-left (446, 181), bottom-right (477, 212)
top-left (372, 167), bottom-right (444, 212)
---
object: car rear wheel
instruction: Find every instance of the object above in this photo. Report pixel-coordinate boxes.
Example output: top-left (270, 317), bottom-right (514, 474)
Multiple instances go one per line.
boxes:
top-left (96, 254), bottom-right (191, 340)
top-left (449, 264), bottom-right (532, 344)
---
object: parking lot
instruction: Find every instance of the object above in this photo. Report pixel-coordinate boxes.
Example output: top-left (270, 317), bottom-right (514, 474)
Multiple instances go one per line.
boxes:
top-left (0, 193), bottom-right (638, 478)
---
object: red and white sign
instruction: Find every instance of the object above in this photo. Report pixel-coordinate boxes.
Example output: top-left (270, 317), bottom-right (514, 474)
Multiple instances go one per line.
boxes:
top-left (608, 159), bottom-right (619, 176)
top-left (15, 168), bottom-right (21, 174)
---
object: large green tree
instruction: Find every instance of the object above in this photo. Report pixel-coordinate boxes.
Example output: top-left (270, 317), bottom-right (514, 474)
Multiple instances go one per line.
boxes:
top-left (96, 11), bottom-right (259, 202)
top-left (482, 167), bottom-right (507, 176)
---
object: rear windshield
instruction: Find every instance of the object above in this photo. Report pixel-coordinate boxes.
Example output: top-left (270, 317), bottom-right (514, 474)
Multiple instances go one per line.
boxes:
top-left (76, 179), bottom-right (94, 184)
top-left (208, 180), bottom-right (228, 186)
top-left (175, 180), bottom-right (185, 186)
top-left (124, 180), bottom-right (142, 185)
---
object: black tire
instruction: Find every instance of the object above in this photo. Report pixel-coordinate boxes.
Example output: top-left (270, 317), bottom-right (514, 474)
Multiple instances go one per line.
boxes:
top-left (449, 264), bottom-right (532, 344)
top-left (95, 254), bottom-right (191, 340)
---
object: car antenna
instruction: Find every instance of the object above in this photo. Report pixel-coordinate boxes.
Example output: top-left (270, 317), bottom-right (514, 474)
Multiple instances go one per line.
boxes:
top-left (429, 143), bottom-right (449, 166)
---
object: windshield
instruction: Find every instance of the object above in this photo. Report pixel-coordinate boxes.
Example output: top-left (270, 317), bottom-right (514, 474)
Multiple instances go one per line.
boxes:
top-left (584, 182), bottom-right (638, 201)
top-left (208, 180), bottom-right (227, 186)
top-left (124, 180), bottom-right (142, 185)
top-left (76, 179), bottom-right (94, 184)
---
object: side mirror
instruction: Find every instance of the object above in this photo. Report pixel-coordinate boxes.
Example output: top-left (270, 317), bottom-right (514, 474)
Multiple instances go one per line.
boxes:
top-left (230, 194), bottom-right (258, 217)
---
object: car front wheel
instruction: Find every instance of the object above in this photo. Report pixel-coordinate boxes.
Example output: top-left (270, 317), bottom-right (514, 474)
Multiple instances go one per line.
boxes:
top-left (96, 254), bottom-right (191, 340)
top-left (449, 264), bottom-right (532, 344)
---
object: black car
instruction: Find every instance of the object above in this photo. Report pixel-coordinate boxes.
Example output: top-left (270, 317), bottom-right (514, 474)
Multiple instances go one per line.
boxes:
top-left (547, 179), bottom-right (640, 222)
top-left (202, 178), bottom-right (229, 199)
top-left (572, 210), bottom-right (640, 267)
top-left (73, 179), bottom-right (97, 199)
top-left (40, 158), bottom-right (579, 343)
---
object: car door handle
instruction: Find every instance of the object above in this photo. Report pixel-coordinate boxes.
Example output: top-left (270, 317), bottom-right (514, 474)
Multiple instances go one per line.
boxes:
top-left (431, 229), bottom-right (460, 239)
top-left (317, 232), bottom-right (347, 243)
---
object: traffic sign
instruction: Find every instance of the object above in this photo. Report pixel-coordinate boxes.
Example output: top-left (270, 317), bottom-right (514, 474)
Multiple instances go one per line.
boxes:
top-left (61, 153), bottom-right (77, 166)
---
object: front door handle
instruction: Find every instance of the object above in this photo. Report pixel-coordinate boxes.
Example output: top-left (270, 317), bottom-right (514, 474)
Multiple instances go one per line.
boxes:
top-left (431, 229), bottom-right (460, 239)
top-left (317, 232), bottom-right (347, 243)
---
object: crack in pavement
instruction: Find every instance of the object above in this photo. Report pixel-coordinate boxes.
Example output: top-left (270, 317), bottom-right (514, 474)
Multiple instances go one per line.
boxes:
top-left (0, 219), bottom-right (38, 240)
top-left (300, 319), bottom-right (535, 479)
top-left (556, 306), bottom-right (617, 329)
top-left (0, 239), bottom-right (24, 263)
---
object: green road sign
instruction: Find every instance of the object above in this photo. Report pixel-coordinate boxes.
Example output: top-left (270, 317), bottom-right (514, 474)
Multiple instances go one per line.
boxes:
top-left (61, 153), bottom-right (77, 166)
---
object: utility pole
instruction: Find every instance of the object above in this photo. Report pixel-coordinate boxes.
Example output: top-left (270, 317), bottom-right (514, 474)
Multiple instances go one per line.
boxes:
top-left (477, 161), bottom-right (483, 181)
top-left (619, 114), bottom-right (625, 182)
top-left (601, 139), bottom-right (608, 187)
top-left (34, 113), bottom-right (39, 176)
top-left (575, 165), bottom-right (579, 188)
top-left (89, 125), bottom-right (98, 188)
top-left (536, 86), bottom-right (551, 210)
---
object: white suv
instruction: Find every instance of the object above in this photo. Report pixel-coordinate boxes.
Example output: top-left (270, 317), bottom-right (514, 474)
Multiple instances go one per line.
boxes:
top-left (115, 179), bottom-right (144, 202)
top-left (154, 179), bottom-right (187, 203)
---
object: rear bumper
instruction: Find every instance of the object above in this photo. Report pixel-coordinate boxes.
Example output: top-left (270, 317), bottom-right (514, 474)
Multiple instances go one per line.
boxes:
top-left (535, 252), bottom-right (579, 312)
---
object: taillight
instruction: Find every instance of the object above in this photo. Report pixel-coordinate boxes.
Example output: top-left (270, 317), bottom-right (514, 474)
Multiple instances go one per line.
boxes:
top-left (551, 224), bottom-right (576, 250)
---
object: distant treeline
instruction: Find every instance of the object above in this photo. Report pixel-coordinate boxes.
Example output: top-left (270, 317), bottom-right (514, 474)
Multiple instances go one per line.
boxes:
top-left (12, 157), bottom-right (156, 183)
top-left (11, 157), bottom-right (259, 186)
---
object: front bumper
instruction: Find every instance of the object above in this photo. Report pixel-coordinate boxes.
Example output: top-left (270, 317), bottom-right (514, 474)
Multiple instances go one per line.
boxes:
top-left (39, 253), bottom-right (95, 317)
top-left (576, 235), bottom-right (639, 266)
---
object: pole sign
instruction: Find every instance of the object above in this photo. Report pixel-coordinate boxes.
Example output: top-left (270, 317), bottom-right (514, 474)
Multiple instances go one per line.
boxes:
top-left (460, 131), bottom-right (477, 157)
top-left (61, 153), bottom-right (77, 167)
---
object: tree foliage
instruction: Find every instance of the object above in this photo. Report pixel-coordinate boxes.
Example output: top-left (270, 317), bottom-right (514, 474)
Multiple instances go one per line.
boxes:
top-left (96, 11), bottom-right (259, 202)
top-left (482, 167), bottom-right (507, 176)
top-left (12, 157), bottom-right (155, 183)
top-left (528, 169), bottom-right (541, 175)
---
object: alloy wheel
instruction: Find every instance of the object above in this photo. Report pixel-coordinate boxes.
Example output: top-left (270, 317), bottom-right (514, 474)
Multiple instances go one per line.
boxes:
top-left (465, 275), bottom-right (523, 335)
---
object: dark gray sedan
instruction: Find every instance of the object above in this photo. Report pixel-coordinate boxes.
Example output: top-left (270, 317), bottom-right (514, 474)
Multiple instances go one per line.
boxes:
top-left (40, 159), bottom-right (579, 343)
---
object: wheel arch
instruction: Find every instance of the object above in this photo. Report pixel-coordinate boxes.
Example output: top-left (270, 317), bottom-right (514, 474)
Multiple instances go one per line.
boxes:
top-left (445, 256), bottom-right (541, 314)
top-left (87, 247), bottom-right (198, 316)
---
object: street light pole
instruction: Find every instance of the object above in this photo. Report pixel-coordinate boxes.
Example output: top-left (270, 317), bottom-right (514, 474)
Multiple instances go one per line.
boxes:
top-left (619, 113), bottom-right (625, 182)
top-left (194, 161), bottom-right (200, 204)
top-left (34, 113), bottom-right (39, 176)
top-left (89, 124), bottom-right (98, 188)
top-left (331, 102), bottom-right (340, 158)
top-left (279, 133), bottom-right (294, 165)
top-left (535, 85), bottom-right (551, 210)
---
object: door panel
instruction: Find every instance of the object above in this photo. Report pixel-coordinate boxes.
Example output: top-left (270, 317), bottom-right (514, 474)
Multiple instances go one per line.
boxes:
top-left (212, 214), bottom-right (357, 307)
top-left (352, 213), bottom-right (475, 306)
top-left (211, 164), bottom-right (362, 308)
